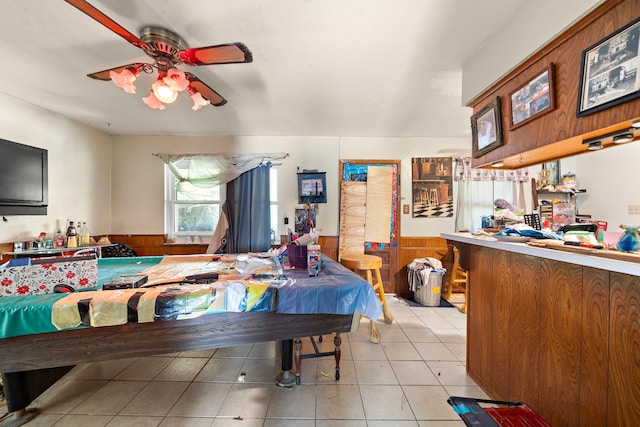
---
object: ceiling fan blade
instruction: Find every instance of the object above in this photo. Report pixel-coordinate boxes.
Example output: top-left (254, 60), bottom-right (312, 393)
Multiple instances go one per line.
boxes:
top-left (179, 43), bottom-right (253, 66)
top-left (65, 0), bottom-right (147, 49)
top-left (87, 63), bottom-right (147, 81)
top-left (185, 73), bottom-right (227, 106)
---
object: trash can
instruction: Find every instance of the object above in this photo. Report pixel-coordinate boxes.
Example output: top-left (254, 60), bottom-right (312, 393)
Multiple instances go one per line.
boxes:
top-left (408, 258), bottom-right (445, 307)
top-left (414, 270), bottom-right (443, 306)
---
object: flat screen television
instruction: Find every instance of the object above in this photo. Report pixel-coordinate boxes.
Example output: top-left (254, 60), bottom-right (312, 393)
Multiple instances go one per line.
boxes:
top-left (0, 138), bottom-right (48, 215)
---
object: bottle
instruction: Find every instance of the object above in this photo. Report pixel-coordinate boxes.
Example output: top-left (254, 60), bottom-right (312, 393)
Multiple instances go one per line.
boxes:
top-left (53, 220), bottom-right (65, 248)
top-left (307, 244), bottom-right (322, 276)
top-left (80, 222), bottom-right (91, 246)
top-left (66, 220), bottom-right (78, 248)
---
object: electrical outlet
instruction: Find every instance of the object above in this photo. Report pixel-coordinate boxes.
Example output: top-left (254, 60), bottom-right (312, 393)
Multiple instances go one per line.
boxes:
top-left (629, 205), bottom-right (640, 214)
top-left (403, 204), bottom-right (410, 214)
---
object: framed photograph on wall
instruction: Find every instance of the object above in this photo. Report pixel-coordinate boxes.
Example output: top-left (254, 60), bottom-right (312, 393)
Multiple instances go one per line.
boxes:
top-left (543, 161), bottom-right (560, 187)
top-left (577, 17), bottom-right (640, 117)
top-left (509, 64), bottom-right (556, 129)
top-left (471, 96), bottom-right (503, 158)
top-left (297, 171), bottom-right (327, 204)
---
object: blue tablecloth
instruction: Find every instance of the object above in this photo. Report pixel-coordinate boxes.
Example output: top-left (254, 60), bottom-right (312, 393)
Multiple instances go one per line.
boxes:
top-left (0, 255), bottom-right (381, 339)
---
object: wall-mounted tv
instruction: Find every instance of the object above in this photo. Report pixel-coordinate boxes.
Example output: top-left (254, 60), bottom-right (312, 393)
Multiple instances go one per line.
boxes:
top-left (0, 138), bottom-right (48, 215)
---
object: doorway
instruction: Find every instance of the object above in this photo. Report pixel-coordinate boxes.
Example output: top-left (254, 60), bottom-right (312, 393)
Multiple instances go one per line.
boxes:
top-left (339, 160), bottom-right (400, 293)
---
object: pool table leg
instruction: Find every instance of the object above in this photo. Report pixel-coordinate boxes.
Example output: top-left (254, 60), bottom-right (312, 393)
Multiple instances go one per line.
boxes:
top-left (0, 372), bottom-right (38, 427)
top-left (334, 333), bottom-right (341, 381)
top-left (275, 339), bottom-right (296, 388)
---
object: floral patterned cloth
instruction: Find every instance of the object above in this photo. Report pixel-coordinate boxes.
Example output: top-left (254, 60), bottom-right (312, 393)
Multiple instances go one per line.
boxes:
top-left (0, 257), bottom-right (98, 297)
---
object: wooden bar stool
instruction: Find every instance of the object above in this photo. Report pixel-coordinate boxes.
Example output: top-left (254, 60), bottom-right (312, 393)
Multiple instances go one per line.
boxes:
top-left (443, 247), bottom-right (467, 313)
top-left (429, 188), bottom-right (439, 206)
top-left (340, 253), bottom-right (394, 343)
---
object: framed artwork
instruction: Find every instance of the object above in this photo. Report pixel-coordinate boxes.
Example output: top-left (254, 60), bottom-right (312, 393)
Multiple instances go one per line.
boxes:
top-left (471, 97), bottom-right (503, 158)
top-left (509, 63), bottom-right (556, 129)
top-left (294, 208), bottom-right (315, 234)
top-left (411, 157), bottom-right (453, 218)
top-left (543, 161), bottom-right (560, 187)
top-left (297, 171), bottom-right (326, 204)
top-left (577, 17), bottom-right (640, 117)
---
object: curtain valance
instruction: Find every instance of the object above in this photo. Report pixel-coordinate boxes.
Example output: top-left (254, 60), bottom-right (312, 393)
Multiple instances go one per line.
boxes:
top-left (455, 157), bottom-right (529, 182)
top-left (153, 152), bottom-right (289, 190)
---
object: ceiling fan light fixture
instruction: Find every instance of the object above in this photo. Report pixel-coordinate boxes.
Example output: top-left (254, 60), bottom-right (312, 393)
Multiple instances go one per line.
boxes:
top-left (151, 78), bottom-right (178, 104)
top-left (110, 68), bottom-right (138, 94)
top-left (189, 88), bottom-right (210, 110)
top-left (142, 91), bottom-right (166, 110)
top-left (163, 68), bottom-right (190, 92)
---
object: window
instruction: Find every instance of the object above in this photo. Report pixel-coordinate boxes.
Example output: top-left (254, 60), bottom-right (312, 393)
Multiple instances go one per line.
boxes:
top-left (165, 159), bottom-right (224, 238)
top-left (456, 180), bottom-right (519, 232)
top-left (165, 162), bottom-right (279, 242)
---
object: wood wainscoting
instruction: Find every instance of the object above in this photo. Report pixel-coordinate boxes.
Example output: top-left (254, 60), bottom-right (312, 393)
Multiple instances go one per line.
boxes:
top-left (396, 236), bottom-right (449, 298)
top-left (107, 234), bottom-right (209, 257)
top-left (3, 234), bottom-right (448, 298)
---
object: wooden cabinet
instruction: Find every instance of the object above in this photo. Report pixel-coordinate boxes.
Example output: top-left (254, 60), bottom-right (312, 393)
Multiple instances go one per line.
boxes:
top-left (457, 242), bottom-right (639, 426)
top-left (468, 0), bottom-right (640, 169)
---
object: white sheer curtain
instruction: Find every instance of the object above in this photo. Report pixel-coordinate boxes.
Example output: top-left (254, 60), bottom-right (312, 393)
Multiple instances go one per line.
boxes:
top-left (454, 157), bottom-right (529, 232)
top-left (153, 152), bottom-right (289, 189)
top-left (154, 152), bottom-right (288, 252)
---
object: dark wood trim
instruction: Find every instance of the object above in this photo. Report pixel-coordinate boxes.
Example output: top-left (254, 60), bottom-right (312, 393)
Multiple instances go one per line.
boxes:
top-left (467, 0), bottom-right (622, 107)
top-left (468, 0), bottom-right (639, 169)
top-left (0, 312), bottom-right (354, 373)
top-left (454, 241), bottom-right (640, 425)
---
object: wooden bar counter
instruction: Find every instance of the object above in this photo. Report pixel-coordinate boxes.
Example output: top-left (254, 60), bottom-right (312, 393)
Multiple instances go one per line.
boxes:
top-left (441, 232), bottom-right (640, 426)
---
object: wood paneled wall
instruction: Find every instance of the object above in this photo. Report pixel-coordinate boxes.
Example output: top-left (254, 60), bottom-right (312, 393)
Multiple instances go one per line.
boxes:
top-left (459, 242), bottom-right (640, 426)
top-left (2, 234), bottom-right (449, 299)
top-left (107, 234), bottom-right (209, 257)
top-left (396, 236), bottom-right (449, 298)
top-left (470, 0), bottom-right (640, 169)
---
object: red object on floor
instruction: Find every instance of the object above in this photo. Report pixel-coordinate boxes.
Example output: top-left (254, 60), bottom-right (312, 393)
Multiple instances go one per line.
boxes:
top-left (448, 396), bottom-right (550, 427)
top-left (485, 404), bottom-right (550, 426)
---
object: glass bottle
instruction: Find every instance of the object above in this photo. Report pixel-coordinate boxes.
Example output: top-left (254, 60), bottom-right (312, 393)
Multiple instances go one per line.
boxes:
top-left (66, 220), bottom-right (78, 248)
top-left (53, 220), bottom-right (65, 248)
top-left (80, 222), bottom-right (91, 246)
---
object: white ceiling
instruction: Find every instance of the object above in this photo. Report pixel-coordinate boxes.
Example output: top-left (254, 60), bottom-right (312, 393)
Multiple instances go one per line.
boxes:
top-left (0, 0), bottom-right (526, 138)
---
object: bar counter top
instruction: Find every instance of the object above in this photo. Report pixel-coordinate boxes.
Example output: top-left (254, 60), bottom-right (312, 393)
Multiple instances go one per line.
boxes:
top-left (441, 232), bottom-right (639, 277)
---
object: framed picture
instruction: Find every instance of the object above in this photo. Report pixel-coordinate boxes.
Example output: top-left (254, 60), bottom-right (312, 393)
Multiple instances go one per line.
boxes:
top-left (411, 157), bottom-right (453, 218)
top-left (509, 64), bottom-right (556, 129)
top-left (543, 161), bottom-right (560, 187)
top-left (471, 96), bottom-right (503, 158)
top-left (577, 17), bottom-right (640, 117)
top-left (297, 171), bottom-right (327, 204)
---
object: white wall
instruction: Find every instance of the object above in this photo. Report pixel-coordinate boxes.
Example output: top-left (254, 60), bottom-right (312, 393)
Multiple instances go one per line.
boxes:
top-left (0, 93), bottom-right (112, 244)
top-left (339, 137), bottom-right (471, 236)
top-left (111, 135), bottom-right (341, 236)
top-left (462, 0), bottom-right (603, 104)
top-left (568, 143), bottom-right (640, 227)
top-left (111, 135), bottom-right (472, 238)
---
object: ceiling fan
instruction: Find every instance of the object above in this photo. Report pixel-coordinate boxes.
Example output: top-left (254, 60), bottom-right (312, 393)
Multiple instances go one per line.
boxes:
top-left (64, 0), bottom-right (253, 110)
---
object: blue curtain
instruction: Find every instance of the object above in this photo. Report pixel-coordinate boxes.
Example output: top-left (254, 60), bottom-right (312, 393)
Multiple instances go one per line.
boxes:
top-left (223, 163), bottom-right (271, 253)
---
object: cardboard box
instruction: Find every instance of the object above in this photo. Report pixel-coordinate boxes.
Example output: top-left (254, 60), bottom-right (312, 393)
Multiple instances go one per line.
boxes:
top-left (0, 254), bottom-right (98, 297)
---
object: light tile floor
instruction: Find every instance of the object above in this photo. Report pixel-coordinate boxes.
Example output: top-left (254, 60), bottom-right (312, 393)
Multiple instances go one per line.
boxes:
top-left (2, 296), bottom-right (488, 426)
